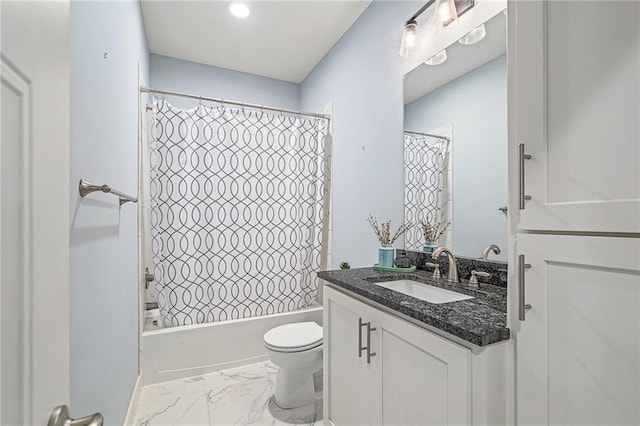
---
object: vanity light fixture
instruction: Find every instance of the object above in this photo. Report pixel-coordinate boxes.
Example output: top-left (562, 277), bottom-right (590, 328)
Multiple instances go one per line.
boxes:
top-left (458, 24), bottom-right (486, 45)
top-left (228, 2), bottom-right (250, 18)
top-left (425, 49), bottom-right (448, 65)
top-left (435, 0), bottom-right (459, 27)
top-left (399, 0), bottom-right (473, 58)
top-left (399, 20), bottom-right (419, 58)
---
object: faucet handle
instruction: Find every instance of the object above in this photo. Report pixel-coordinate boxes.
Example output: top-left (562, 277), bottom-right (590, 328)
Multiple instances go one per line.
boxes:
top-left (424, 262), bottom-right (441, 280)
top-left (469, 270), bottom-right (491, 289)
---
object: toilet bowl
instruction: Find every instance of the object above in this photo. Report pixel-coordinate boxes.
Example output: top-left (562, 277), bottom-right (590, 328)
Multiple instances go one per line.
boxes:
top-left (264, 321), bottom-right (323, 409)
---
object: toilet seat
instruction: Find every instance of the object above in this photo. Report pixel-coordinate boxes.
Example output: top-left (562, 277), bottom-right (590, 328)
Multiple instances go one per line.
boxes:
top-left (264, 322), bottom-right (323, 353)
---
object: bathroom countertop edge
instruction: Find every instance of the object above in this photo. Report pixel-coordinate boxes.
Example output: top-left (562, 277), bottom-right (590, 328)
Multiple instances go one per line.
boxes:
top-left (318, 268), bottom-right (510, 347)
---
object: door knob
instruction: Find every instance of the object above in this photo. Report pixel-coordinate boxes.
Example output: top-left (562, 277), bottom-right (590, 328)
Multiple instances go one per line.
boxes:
top-left (48, 405), bottom-right (103, 426)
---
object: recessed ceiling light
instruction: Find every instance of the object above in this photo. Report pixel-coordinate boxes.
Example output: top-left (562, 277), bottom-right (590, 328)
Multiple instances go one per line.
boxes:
top-left (228, 2), bottom-right (250, 18)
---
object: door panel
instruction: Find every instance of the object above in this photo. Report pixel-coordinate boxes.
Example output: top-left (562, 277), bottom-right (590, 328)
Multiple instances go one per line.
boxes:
top-left (548, 262), bottom-right (639, 425)
top-left (517, 234), bottom-right (640, 426)
top-left (514, 0), bottom-right (640, 233)
top-left (1, 59), bottom-right (30, 426)
top-left (324, 292), bottom-right (372, 425)
top-left (380, 331), bottom-right (449, 425)
top-left (1, 1), bottom-right (70, 423)
top-left (546, 2), bottom-right (639, 205)
top-left (374, 308), bottom-right (471, 426)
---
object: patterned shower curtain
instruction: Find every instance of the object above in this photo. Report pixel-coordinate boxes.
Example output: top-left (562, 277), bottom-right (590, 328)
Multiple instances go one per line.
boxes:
top-left (403, 132), bottom-right (450, 251)
top-left (150, 99), bottom-right (330, 327)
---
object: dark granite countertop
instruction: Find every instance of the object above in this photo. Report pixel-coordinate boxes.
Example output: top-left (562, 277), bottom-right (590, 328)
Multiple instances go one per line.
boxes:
top-left (318, 267), bottom-right (510, 346)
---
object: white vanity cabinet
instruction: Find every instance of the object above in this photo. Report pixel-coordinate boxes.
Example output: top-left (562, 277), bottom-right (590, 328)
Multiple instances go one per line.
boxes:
top-left (512, 0), bottom-right (640, 234)
top-left (510, 1), bottom-right (640, 425)
top-left (516, 234), bottom-right (640, 426)
top-left (323, 285), bottom-right (506, 426)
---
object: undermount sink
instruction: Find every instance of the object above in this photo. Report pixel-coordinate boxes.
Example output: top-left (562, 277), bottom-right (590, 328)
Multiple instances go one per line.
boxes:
top-left (373, 279), bottom-right (474, 304)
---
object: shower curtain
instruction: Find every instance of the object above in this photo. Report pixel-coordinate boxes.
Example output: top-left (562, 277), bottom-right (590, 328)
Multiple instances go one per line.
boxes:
top-left (150, 99), bottom-right (330, 327)
top-left (403, 132), bottom-right (450, 251)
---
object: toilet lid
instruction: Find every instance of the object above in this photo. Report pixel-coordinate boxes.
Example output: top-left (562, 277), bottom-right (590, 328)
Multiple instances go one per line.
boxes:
top-left (264, 322), bottom-right (323, 352)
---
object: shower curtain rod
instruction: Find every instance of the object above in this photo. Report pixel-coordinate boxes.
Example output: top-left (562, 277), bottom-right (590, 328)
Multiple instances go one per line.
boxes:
top-left (140, 86), bottom-right (331, 120)
top-left (404, 129), bottom-right (451, 141)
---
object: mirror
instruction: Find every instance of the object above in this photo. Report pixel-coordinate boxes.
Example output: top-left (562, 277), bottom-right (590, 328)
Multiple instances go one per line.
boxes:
top-left (402, 10), bottom-right (507, 261)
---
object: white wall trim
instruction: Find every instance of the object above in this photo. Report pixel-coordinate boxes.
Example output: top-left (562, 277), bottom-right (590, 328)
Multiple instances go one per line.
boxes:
top-left (122, 374), bottom-right (142, 426)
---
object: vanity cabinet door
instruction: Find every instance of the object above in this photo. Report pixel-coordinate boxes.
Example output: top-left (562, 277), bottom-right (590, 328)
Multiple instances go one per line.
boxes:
top-left (323, 287), bottom-right (377, 425)
top-left (512, 0), bottom-right (640, 233)
top-left (324, 285), bottom-right (472, 426)
top-left (373, 309), bottom-right (471, 426)
top-left (516, 234), bottom-right (640, 426)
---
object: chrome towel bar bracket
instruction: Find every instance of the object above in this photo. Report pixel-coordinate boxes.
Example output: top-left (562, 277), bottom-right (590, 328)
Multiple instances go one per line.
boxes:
top-left (79, 179), bottom-right (138, 205)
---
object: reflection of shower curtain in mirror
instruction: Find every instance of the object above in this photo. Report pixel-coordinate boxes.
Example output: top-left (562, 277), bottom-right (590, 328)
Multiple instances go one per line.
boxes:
top-left (404, 133), bottom-right (450, 251)
top-left (150, 99), bottom-right (330, 327)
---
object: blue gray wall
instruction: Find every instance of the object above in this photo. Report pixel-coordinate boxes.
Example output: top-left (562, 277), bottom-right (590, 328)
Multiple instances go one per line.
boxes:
top-left (150, 54), bottom-right (300, 110)
top-left (300, 1), bottom-right (422, 267)
top-left (404, 55), bottom-right (507, 259)
top-left (70, 1), bottom-right (149, 424)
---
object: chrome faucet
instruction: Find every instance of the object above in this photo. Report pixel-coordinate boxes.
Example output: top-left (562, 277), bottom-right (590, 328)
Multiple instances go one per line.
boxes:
top-left (432, 247), bottom-right (459, 283)
top-left (480, 244), bottom-right (501, 260)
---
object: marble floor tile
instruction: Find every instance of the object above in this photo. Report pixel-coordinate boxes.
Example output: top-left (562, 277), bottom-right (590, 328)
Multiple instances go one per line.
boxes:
top-left (133, 360), bottom-right (322, 426)
top-left (204, 361), bottom-right (278, 425)
top-left (138, 375), bottom-right (207, 407)
top-left (134, 391), bottom-right (209, 426)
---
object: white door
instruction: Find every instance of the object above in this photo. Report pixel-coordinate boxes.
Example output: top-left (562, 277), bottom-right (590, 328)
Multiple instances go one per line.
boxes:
top-left (513, 0), bottom-right (640, 233)
top-left (1, 1), bottom-right (72, 424)
top-left (516, 234), bottom-right (640, 426)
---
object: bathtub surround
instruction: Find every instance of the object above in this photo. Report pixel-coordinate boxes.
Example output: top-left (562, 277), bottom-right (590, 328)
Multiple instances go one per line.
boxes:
top-left (133, 361), bottom-right (322, 425)
top-left (70, 1), bottom-right (149, 424)
top-left (141, 303), bottom-right (323, 385)
top-left (149, 99), bottom-right (330, 326)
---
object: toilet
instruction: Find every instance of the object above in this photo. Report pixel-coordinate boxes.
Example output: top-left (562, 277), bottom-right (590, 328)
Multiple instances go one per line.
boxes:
top-left (264, 321), bottom-right (323, 409)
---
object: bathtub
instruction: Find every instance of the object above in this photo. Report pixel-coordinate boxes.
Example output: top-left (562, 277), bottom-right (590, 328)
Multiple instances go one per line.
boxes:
top-left (141, 303), bottom-right (323, 385)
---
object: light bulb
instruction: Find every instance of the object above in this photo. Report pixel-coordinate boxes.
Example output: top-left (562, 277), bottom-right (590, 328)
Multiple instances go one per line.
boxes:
top-left (425, 49), bottom-right (448, 66)
top-left (458, 24), bottom-right (486, 45)
top-left (228, 2), bottom-right (250, 18)
top-left (399, 20), bottom-right (419, 58)
top-left (435, 0), bottom-right (458, 27)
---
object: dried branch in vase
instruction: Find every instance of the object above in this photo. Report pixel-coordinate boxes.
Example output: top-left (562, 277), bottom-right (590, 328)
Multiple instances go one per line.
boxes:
top-left (419, 220), bottom-right (450, 243)
top-left (367, 215), bottom-right (411, 246)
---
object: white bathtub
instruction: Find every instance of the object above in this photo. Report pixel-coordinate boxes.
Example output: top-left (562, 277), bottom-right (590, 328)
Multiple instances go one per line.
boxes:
top-left (141, 303), bottom-right (323, 385)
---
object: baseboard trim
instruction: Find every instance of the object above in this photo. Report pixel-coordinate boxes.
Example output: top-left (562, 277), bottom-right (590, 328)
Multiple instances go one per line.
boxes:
top-left (123, 374), bottom-right (143, 426)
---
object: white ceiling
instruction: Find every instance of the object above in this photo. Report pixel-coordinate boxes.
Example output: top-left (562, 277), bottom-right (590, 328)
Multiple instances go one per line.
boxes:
top-left (141, 0), bottom-right (372, 84)
top-left (403, 10), bottom-right (506, 104)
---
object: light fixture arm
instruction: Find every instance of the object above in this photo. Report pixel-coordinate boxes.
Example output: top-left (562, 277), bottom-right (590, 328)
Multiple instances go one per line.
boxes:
top-left (404, 0), bottom-right (474, 25)
top-left (406, 0), bottom-right (437, 25)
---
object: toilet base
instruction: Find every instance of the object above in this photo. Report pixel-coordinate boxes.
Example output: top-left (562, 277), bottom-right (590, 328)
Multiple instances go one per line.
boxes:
top-left (274, 368), bottom-right (319, 409)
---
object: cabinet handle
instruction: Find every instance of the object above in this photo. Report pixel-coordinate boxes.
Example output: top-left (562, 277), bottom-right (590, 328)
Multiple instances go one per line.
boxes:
top-left (518, 143), bottom-right (532, 210)
top-left (366, 323), bottom-right (377, 364)
top-left (358, 317), bottom-right (368, 358)
top-left (518, 254), bottom-right (532, 320)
